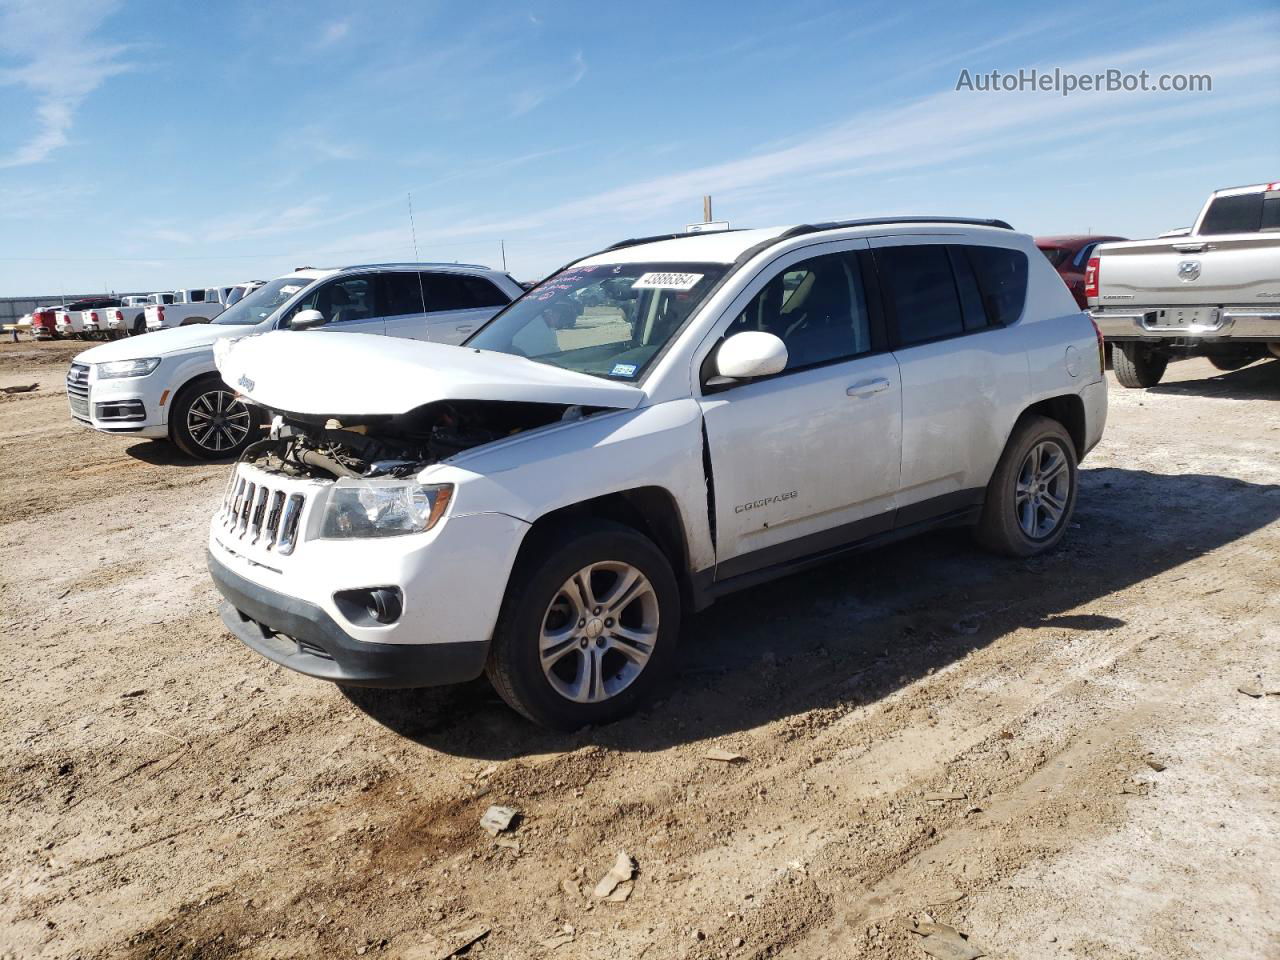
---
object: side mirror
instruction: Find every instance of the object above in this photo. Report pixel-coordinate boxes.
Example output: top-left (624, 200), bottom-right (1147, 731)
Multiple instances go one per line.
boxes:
top-left (711, 331), bottom-right (788, 383)
top-left (291, 308), bottom-right (327, 330)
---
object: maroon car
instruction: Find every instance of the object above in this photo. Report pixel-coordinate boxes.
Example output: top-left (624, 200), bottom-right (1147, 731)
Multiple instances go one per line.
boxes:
top-left (1036, 235), bottom-right (1126, 309)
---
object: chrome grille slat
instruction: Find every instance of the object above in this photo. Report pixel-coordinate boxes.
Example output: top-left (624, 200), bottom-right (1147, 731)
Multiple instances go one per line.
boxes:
top-left (219, 466), bottom-right (308, 555)
top-left (66, 363), bottom-right (90, 398)
top-left (248, 486), bottom-right (270, 542)
top-left (263, 491), bottom-right (286, 549)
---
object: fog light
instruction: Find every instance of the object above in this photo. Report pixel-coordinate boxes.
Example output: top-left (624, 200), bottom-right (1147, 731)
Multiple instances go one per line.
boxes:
top-left (334, 587), bottom-right (403, 626)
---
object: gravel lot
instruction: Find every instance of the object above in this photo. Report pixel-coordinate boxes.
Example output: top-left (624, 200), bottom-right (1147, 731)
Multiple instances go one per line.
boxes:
top-left (2, 340), bottom-right (1277, 960)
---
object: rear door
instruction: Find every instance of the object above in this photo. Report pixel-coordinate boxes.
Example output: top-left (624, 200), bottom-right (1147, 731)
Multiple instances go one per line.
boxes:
top-left (378, 272), bottom-right (431, 340)
top-left (421, 272), bottom-right (512, 344)
top-left (697, 241), bottom-right (903, 578)
top-left (870, 238), bottom-right (1031, 522)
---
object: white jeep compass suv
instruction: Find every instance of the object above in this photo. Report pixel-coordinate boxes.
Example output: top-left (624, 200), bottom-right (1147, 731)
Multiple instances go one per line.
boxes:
top-left (208, 218), bottom-right (1107, 728)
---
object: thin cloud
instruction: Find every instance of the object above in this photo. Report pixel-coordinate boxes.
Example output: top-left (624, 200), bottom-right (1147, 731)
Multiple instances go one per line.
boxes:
top-left (315, 19), bottom-right (351, 48)
top-left (0, 0), bottom-right (134, 167)
top-left (510, 49), bottom-right (587, 117)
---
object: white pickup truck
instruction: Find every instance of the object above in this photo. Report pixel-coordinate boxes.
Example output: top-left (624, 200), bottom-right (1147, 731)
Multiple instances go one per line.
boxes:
top-left (86, 295), bottom-right (151, 338)
top-left (107, 293), bottom-right (175, 336)
top-left (1089, 181), bottom-right (1280, 387)
top-left (144, 287), bottom-right (229, 332)
top-left (208, 218), bottom-right (1107, 728)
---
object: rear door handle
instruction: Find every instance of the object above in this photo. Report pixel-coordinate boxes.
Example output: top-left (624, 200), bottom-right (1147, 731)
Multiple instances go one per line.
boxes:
top-left (847, 377), bottom-right (890, 398)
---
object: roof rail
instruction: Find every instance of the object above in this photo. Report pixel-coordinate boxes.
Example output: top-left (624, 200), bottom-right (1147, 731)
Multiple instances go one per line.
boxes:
top-left (782, 216), bottom-right (1013, 239)
top-left (603, 230), bottom-right (743, 252)
top-left (337, 261), bottom-right (492, 271)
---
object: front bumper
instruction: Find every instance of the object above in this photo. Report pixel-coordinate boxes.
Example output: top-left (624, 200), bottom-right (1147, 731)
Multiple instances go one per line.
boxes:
top-left (1092, 308), bottom-right (1280, 342)
top-left (210, 551), bottom-right (488, 687)
top-left (67, 363), bottom-right (170, 437)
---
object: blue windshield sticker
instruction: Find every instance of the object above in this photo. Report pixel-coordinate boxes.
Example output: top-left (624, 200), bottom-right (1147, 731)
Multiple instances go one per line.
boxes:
top-left (610, 363), bottom-right (638, 378)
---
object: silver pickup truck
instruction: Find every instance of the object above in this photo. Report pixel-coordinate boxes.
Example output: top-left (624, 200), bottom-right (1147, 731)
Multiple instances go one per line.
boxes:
top-left (1089, 181), bottom-right (1280, 387)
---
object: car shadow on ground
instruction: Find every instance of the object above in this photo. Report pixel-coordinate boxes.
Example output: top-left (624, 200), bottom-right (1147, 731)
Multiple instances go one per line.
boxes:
top-left (1147, 358), bottom-right (1279, 400)
top-left (125, 440), bottom-right (216, 466)
top-left (342, 466), bottom-right (1280, 759)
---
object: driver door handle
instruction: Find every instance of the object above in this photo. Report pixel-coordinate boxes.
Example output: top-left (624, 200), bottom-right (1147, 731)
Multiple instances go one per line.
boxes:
top-left (847, 377), bottom-right (890, 398)
top-left (456, 325), bottom-right (475, 334)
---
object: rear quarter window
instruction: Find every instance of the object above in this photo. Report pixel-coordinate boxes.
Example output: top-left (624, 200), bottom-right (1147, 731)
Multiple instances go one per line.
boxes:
top-left (964, 246), bottom-right (1029, 325)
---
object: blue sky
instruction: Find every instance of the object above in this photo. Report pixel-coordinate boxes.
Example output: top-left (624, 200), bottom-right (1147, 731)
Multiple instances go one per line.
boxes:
top-left (0, 0), bottom-right (1277, 294)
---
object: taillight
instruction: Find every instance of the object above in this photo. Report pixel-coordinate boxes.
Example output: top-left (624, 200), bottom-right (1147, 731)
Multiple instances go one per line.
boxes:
top-left (157, 306), bottom-right (165, 323)
top-left (1083, 256), bottom-right (1100, 300)
top-left (89, 311), bottom-right (98, 323)
top-left (1090, 315), bottom-right (1105, 372)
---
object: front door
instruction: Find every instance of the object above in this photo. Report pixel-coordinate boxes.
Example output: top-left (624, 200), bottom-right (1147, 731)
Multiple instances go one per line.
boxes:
top-left (696, 242), bottom-right (903, 580)
top-left (289, 274), bottom-right (386, 335)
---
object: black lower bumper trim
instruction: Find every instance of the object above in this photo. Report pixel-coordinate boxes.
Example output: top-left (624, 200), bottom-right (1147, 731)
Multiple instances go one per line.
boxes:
top-left (208, 550), bottom-right (488, 689)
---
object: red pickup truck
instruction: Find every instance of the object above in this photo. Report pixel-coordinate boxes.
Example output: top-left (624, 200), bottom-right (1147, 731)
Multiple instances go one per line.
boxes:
top-left (1036, 235), bottom-right (1127, 309)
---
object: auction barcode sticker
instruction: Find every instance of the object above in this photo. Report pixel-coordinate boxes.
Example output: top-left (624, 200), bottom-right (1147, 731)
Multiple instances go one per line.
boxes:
top-left (631, 272), bottom-right (704, 291)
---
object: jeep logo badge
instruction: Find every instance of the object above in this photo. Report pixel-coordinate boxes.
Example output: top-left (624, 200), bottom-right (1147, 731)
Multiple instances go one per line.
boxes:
top-left (237, 374), bottom-right (255, 392)
top-left (1177, 260), bottom-right (1202, 282)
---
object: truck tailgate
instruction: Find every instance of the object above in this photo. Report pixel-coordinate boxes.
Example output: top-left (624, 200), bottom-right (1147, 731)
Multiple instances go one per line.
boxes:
top-left (1096, 234), bottom-right (1280, 307)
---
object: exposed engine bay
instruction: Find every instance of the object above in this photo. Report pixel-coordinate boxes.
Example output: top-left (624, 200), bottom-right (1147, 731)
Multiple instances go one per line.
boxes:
top-left (240, 399), bottom-right (600, 480)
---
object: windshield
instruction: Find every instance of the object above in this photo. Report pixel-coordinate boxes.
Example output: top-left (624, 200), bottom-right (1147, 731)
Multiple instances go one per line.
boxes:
top-left (214, 276), bottom-right (316, 326)
top-left (467, 261), bottom-right (729, 381)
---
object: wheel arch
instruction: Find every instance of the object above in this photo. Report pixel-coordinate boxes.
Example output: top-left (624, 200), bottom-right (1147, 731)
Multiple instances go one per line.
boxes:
top-left (1018, 393), bottom-right (1086, 458)
top-left (516, 486), bottom-right (694, 609)
top-left (167, 368), bottom-right (228, 436)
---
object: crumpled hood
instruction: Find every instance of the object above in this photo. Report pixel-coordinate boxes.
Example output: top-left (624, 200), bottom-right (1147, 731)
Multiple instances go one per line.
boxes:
top-left (75, 322), bottom-right (243, 363)
top-left (216, 330), bottom-right (645, 416)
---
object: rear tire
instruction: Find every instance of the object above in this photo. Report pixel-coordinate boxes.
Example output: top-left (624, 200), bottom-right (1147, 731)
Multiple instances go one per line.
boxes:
top-left (170, 375), bottom-right (259, 461)
top-left (1208, 354), bottom-right (1253, 372)
top-left (130, 316), bottom-right (146, 336)
top-left (976, 415), bottom-right (1078, 558)
top-left (486, 520), bottom-right (680, 729)
top-left (1113, 343), bottom-right (1167, 388)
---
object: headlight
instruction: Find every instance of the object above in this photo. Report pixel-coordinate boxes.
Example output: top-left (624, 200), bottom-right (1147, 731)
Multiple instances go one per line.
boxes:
top-left (97, 358), bottom-right (161, 379)
top-left (320, 480), bottom-right (453, 539)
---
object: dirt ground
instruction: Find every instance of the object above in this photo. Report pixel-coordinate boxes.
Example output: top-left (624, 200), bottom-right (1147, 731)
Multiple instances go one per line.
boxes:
top-left (1, 340), bottom-right (1277, 960)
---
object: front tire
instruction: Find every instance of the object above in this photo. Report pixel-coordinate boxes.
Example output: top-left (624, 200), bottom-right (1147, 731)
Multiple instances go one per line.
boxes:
top-left (1113, 343), bottom-right (1167, 388)
top-left (170, 376), bottom-right (259, 460)
top-left (486, 520), bottom-right (680, 729)
top-left (976, 415), bottom-right (1078, 558)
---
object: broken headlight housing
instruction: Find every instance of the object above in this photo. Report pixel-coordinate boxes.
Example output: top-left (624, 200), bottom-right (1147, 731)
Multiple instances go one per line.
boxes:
top-left (319, 480), bottom-right (453, 539)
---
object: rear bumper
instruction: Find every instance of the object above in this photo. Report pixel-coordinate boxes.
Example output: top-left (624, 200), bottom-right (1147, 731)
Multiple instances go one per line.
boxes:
top-left (1093, 309), bottom-right (1280, 341)
top-left (209, 550), bottom-right (488, 688)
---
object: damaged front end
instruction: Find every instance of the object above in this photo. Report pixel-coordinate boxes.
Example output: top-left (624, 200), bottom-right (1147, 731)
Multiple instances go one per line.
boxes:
top-left (230, 399), bottom-right (602, 540)
top-left (242, 398), bottom-right (597, 481)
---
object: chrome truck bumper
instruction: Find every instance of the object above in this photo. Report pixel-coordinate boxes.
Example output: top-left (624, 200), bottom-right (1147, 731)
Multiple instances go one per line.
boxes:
top-left (1092, 309), bottom-right (1280, 341)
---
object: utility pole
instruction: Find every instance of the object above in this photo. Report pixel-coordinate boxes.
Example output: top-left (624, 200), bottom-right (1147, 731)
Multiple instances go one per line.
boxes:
top-left (703, 195), bottom-right (712, 223)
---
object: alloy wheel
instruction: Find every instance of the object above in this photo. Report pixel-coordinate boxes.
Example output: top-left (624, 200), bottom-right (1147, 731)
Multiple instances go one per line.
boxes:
top-left (1015, 439), bottom-right (1071, 539)
top-left (186, 389), bottom-right (251, 454)
top-left (539, 561), bottom-right (659, 703)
